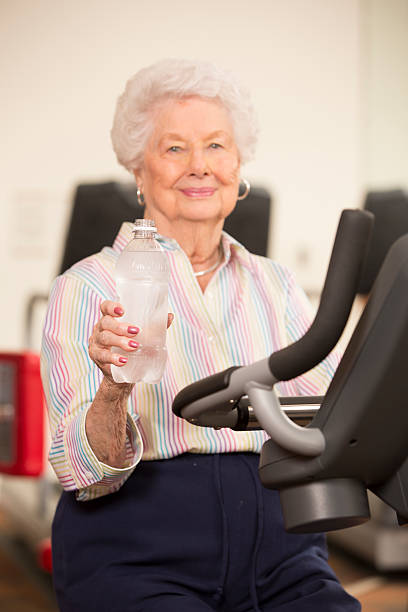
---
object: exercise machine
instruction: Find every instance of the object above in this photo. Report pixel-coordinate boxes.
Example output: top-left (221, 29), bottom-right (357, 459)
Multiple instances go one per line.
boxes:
top-left (173, 209), bottom-right (408, 538)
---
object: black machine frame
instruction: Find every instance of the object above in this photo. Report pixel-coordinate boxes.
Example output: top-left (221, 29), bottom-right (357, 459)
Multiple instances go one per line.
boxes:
top-left (173, 209), bottom-right (408, 534)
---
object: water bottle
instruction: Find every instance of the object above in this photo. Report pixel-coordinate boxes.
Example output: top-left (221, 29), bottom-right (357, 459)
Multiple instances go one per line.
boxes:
top-left (111, 219), bottom-right (169, 384)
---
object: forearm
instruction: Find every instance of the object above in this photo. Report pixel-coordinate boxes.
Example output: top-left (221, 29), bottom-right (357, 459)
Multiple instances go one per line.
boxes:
top-left (85, 377), bottom-right (134, 467)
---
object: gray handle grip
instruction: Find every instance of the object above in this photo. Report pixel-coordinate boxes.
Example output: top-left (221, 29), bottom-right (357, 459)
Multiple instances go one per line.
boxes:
top-left (246, 383), bottom-right (325, 457)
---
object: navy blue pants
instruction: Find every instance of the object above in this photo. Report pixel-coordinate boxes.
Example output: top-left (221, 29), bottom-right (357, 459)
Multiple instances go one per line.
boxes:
top-left (52, 453), bottom-right (360, 611)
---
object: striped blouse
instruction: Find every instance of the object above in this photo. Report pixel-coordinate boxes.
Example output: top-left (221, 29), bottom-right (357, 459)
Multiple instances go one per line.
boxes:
top-left (41, 222), bottom-right (339, 501)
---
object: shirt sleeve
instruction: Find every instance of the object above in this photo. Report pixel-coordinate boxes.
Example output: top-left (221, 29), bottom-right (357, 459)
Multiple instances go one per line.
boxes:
top-left (40, 273), bottom-right (143, 501)
top-left (276, 267), bottom-right (342, 397)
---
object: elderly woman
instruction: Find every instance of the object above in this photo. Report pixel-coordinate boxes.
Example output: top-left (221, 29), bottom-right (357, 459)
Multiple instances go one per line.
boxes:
top-left (41, 59), bottom-right (360, 611)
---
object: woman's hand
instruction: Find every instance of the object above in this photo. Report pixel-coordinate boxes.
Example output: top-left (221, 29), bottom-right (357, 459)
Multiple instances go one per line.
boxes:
top-left (88, 300), bottom-right (173, 383)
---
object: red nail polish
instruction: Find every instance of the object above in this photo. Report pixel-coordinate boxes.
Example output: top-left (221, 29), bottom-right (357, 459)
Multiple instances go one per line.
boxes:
top-left (114, 307), bottom-right (124, 316)
top-left (129, 340), bottom-right (139, 348)
top-left (119, 356), bottom-right (128, 364)
top-left (127, 326), bottom-right (139, 334)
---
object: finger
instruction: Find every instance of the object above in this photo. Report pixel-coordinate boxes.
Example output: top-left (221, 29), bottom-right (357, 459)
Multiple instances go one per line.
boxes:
top-left (100, 300), bottom-right (125, 317)
top-left (92, 346), bottom-right (129, 369)
top-left (99, 315), bottom-right (140, 337)
top-left (96, 329), bottom-right (140, 352)
top-left (167, 313), bottom-right (174, 328)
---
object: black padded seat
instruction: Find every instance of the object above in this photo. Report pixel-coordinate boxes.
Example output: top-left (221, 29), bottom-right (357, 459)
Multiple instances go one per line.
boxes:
top-left (358, 189), bottom-right (408, 294)
top-left (59, 181), bottom-right (272, 274)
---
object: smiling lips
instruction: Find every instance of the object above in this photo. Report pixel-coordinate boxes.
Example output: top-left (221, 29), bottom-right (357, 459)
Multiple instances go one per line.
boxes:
top-left (180, 187), bottom-right (216, 198)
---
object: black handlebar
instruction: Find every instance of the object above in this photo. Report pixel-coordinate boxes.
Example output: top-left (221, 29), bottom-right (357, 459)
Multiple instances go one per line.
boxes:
top-left (268, 209), bottom-right (373, 380)
top-left (172, 208), bottom-right (374, 419)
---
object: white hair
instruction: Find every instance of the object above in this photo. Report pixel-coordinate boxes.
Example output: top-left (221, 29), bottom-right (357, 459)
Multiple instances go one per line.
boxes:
top-left (111, 58), bottom-right (258, 172)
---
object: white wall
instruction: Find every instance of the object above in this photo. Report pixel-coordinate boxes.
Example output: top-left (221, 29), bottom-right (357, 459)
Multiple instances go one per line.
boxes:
top-left (0, 0), bottom-right (384, 351)
top-left (361, 0), bottom-right (408, 189)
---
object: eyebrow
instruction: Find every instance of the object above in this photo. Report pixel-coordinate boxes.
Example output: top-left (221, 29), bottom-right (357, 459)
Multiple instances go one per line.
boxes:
top-left (160, 130), bottom-right (230, 142)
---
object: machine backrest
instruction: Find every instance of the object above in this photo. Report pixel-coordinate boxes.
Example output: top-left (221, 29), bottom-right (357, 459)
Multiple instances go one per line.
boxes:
top-left (358, 189), bottom-right (408, 294)
top-left (59, 181), bottom-right (272, 274)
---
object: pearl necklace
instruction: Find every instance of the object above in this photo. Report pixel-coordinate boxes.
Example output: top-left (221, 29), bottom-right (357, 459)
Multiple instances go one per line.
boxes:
top-left (193, 246), bottom-right (223, 277)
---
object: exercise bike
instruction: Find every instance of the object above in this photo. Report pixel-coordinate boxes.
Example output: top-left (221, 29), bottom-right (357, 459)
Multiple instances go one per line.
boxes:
top-left (173, 209), bottom-right (408, 535)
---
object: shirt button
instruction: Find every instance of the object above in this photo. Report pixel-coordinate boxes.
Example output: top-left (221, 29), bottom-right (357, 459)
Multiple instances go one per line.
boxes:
top-left (85, 470), bottom-right (93, 479)
top-left (208, 336), bottom-right (214, 342)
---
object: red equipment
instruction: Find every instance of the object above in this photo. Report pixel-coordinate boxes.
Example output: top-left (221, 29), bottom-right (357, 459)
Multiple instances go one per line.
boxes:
top-left (0, 352), bottom-right (44, 476)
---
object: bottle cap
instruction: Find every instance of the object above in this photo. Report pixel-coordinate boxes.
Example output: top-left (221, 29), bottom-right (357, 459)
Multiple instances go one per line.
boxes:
top-left (133, 218), bottom-right (156, 232)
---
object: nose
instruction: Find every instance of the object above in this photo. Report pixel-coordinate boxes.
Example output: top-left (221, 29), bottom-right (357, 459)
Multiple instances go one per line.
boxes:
top-left (188, 148), bottom-right (209, 177)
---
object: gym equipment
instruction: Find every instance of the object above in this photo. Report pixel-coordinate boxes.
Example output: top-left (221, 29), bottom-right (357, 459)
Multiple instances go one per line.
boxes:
top-left (358, 189), bottom-right (408, 294)
top-left (173, 209), bottom-right (408, 534)
top-left (0, 352), bottom-right (44, 476)
top-left (60, 182), bottom-right (272, 274)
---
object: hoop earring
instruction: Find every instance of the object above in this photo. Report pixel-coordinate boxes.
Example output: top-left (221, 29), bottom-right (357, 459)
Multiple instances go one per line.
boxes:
top-left (136, 186), bottom-right (145, 206)
top-left (237, 178), bottom-right (250, 201)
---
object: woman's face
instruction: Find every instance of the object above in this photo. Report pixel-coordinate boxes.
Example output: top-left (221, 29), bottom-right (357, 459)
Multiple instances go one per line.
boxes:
top-left (134, 96), bottom-right (241, 232)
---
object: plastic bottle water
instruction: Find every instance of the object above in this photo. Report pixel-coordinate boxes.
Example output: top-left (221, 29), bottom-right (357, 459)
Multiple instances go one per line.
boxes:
top-left (111, 219), bottom-right (169, 384)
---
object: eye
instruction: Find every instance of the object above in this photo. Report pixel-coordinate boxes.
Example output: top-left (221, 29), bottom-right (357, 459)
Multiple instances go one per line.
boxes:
top-left (168, 145), bottom-right (182, 153)
top-left (209, 143), bottom-right (223, 149)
